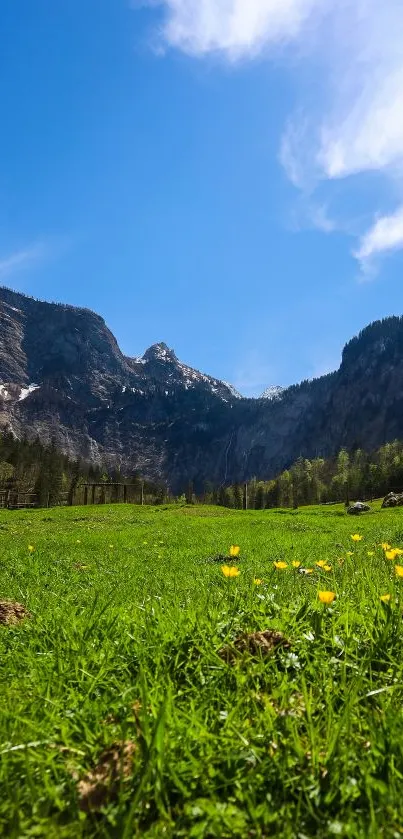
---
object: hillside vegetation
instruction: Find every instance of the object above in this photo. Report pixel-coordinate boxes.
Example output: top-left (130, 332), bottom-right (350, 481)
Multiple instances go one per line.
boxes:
top-left (1, 502), bottom-right (403, 837)
top-left (218, 440), bottom-right (403, 509)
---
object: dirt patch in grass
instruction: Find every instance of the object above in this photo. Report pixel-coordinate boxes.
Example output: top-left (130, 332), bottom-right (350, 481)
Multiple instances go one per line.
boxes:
top-left (219, 629), bottom-right (291, 663)
top-left (77, 741), bottom-right (136, 812)
top-left (0, 601), bottom-right (30, 625)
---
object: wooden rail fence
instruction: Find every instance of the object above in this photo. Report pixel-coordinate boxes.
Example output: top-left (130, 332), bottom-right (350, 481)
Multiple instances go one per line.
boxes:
top-left (0, 481), bottom-right (149, 510)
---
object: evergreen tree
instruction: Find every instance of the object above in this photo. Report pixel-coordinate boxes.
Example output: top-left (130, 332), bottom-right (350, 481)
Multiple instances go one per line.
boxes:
top-left (278, 470), bottom-right (293, 508)
top-left (311, 458), bottom-right (325, 504)
top-left (233, 484), bottom-right (243, 509)
top-left (186, 481), bottom-right (194, 505)
top-left (255, 484), bottom-right (266, 510)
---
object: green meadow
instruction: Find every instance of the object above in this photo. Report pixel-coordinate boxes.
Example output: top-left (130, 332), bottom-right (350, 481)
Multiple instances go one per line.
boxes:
top-left (1, 501), bottom-right (403, 838)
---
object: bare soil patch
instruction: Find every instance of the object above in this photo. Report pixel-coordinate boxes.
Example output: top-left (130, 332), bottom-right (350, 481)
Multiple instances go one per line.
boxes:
top-left (77, 741), bottom-right (136, 812)
top-left (219, 629), bottom-right (290, 663)
top-left (0, 601), bottom-right (30, 625)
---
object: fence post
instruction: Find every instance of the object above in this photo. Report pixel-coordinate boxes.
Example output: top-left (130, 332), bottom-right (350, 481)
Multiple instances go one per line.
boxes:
top-left (244, 483), bottom-right (248, 510)
top-left (91, 485), bottom-right (96, 505)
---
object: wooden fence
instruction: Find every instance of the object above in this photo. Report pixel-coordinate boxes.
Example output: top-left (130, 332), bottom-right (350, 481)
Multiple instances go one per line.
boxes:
top-left (0, 482), bottom-right (151, 510)
top-left (0, 490), bottom-right (39, 510)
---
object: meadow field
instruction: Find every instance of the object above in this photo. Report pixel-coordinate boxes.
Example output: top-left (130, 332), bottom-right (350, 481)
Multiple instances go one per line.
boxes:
top-left (1, 501), bottom-right (403, 838)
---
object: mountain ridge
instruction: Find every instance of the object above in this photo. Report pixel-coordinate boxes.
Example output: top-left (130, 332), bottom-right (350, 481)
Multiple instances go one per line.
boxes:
top-left (0, 286), bottom-right (402, 491)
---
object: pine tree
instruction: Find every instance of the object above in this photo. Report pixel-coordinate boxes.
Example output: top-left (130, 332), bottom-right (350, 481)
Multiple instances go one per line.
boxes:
top-left (233, 484), bottom-right (243, 509)
top-left (255, 485), bottom-right (266, 510)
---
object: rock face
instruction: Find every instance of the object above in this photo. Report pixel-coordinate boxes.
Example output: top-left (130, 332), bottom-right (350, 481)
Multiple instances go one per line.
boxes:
top-left (1, 287), bottom-right (403, 491)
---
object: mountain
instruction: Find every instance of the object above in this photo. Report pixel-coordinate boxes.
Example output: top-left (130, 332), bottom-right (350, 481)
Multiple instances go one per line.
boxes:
top-left (260, 385), bottom-right (285, 401)
top-left (0, 286), bottom-right (403, 491)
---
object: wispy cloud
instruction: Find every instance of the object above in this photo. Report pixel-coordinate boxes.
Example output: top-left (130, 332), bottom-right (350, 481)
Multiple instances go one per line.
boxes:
top-left (307, 203), bottom-right (337, 234)
top-left (149, 0), bottom-right (321, 59)
top-left (232, 350), bottom-right (281, 397)
top-left (354, 206), bottom-right (403, 275)
top-left (139, 0), bottom-right (403, 275)
top-left (0, 243), bottom-right (48, 279)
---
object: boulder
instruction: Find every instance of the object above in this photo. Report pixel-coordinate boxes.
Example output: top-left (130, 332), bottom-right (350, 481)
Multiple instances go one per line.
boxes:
top-left (382, 492), bottom-right (403, 508)
top-left (347, 501), bottom-right (371, 515)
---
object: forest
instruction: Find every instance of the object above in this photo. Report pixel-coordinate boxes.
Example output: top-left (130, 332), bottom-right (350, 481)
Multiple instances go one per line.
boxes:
top-left (0, 432), bottom-right (163, 507)
top-left (207, 441), bottom-right (403, 509)
top-left (1, 431), bottom-right (402, 509)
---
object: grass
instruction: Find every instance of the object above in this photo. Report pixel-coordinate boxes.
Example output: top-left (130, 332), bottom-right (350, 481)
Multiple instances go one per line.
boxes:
top-left (1, 500), bottom-right (403, 838)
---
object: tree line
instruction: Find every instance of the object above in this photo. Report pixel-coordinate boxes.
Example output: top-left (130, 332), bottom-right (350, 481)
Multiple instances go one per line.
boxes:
top-left (202, 441), bottom-right (403, 509)
top-left (0, 431), bottom-right (164, 507)
top-left (1, 430), bottom-right (403, 510)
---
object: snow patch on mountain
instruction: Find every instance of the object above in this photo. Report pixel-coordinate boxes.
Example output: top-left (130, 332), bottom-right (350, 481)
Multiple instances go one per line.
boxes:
top-left (129, 342), bottom-right (243, 402)
top-left (260, 385), bottom-right (285, 401)
top-left (0, 383), bottom-right (40, 402)
top-left (222, 381), bottom-right (242, 399)
top-left (19, 384), bottom-right (40, 401)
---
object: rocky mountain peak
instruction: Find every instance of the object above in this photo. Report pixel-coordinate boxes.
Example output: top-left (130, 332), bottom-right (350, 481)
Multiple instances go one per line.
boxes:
top-left (142, 343), bottom-right (178, 364)
top-left (260, 385), bottom-right (285, 401)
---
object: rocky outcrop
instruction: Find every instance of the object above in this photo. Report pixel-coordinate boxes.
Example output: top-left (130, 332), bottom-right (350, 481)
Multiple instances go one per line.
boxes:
top-left (1, 287), bottom-right (403, 491)
top-left (347, 502), bottom-right (371, 515)
top-left (382, 492), bottom-right (403, 508)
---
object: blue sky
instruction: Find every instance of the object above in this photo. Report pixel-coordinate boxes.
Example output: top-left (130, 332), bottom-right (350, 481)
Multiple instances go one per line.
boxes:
top-left (1, 0), bottom-right (403, 396)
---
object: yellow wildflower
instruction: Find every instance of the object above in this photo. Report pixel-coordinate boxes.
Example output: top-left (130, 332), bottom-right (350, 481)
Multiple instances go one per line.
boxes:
top-left (316, 561), bottom-right (327, 568)
top-left (229, 545), bottom-right (241, 558)
top-left (318, 591), bottom-right (336, 605)
top-left (395, 565), bottom-right (403, 578)
top-left (381, 543), bottom-right (391, 551)
top-left (253, 578), bottom-right (263, 586)
top-left (304, 568), bottom-right (314, 574)
top-left (323, 565), bottom-right (332, 572)
top-left (351, 534), bottom-right (363, 542)
top-left (274, 561), bottom-right (288, 570)
top-left (380, 594), bottom-right (391, 603)
top-left (221, 565), bottom-right (240, 578)
top-left (28, 545), bottom-right (35, 553)
top-left (292, 561), bottom-right (301, 568)
top-left (385, 550), bottom-right (398, 560)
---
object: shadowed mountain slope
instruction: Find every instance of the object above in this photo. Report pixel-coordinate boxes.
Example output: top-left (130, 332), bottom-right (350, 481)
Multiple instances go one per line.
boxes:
top-left (0, 287), bottom-right (402, 491)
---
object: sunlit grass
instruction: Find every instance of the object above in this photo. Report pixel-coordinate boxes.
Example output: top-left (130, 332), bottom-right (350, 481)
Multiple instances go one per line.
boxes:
top-left (0, 500), bottom-right (403, 837)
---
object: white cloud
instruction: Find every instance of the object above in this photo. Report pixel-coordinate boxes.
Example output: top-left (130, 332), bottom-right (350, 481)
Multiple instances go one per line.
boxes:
top-left (354, 207), bottom-right (403, 272)
top-left (279, 117), bottom-right (312, 190)
top-left (141, 0), bottom-right (403, 272)
top-left (273, 1), bottom-right (403, 190)
top-left (153, 0), bottom-right (322, 59)
top-left (316, 3), bottom-right (403, 181)
top-left (307, 204), bottom-right (336, 234)
top-left (0, 244), bottom-right (47, 279)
